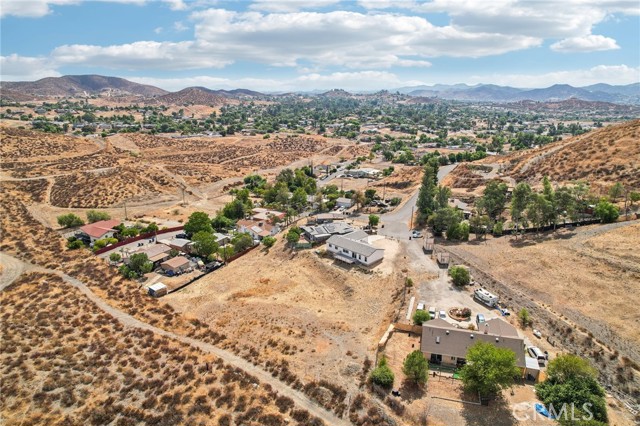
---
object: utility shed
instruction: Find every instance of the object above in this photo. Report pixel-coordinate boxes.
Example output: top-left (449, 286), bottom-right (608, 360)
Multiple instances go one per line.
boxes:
top-left (148, 282), bottom-right (168, 297)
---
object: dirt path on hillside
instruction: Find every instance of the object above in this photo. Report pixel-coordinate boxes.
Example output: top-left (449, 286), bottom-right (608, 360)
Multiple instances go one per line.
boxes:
top-left (0, 252), bottom-right (352, 426)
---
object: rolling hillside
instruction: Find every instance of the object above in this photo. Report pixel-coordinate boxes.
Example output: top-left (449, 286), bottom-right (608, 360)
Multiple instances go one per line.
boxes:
top-left (499, 119), bottom-right (640, 190)
top-left (1, 75), bottom-right (168, 97)
top-left (155, 86), bottom-right (227, 106)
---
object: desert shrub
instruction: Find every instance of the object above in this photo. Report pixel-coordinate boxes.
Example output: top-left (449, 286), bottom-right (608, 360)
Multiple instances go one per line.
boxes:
top-left (86, 210), bottom-right (111, 223)
top-left (594, 200), bottom-right (619, 223)
top-left (67, 240), bottom-right (84, 250)
top-left (57, 213), bottom-right (84, 228)
top-left (449, 265), bottom-right (470, 286)
top-left (518, 308), bottom-right (531, 327)
top-left (262, 235), bottom-right (276, 248)
top-left (370, 356), bottom-right (394, 388)
top-left (413, 309), bottom-right (431, 325)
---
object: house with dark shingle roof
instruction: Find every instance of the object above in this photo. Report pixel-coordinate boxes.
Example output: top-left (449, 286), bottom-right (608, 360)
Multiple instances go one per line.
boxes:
top-left (420, 318), bottom-right (526, 369)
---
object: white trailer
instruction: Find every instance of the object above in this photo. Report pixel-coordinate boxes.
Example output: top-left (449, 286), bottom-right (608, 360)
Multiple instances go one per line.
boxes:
top-left (474, 288), bottom-right (499, 307)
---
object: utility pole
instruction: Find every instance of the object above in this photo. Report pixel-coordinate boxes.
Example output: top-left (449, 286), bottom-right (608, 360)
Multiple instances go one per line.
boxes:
top-left (123, 200), bottom-right (128, 220)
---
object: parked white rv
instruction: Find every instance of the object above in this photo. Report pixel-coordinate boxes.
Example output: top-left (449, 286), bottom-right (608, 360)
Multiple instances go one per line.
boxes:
top-left (474, 288), bottom-right (499, 307)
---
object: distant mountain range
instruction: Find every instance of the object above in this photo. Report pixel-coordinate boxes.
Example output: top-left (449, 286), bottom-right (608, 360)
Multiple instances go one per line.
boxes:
top-left (394, 83), bottom-right (640, 104)
top-left (1, 75), bottom-right (169, 98)
top-left (1, 74), bottom-right (639, 105)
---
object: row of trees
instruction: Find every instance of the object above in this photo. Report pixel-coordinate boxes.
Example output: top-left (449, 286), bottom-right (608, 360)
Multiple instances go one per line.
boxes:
top-left (57, 209), bottom-right (111, 228)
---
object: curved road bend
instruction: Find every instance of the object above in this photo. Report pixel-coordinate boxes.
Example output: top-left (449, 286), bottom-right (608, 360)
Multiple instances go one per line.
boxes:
top-left (0, 252), bottom-right (351, 426)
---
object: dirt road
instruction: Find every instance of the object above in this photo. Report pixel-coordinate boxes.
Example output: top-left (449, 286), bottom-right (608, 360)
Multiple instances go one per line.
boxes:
top-left (0, 252), bottom-right (351, 426)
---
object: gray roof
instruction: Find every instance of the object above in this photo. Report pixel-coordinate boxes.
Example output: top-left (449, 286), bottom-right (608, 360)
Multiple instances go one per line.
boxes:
top-left (159, 238), bottom-right (191, 248)
top-left (336, 197), bottom-right (353, 204)
top-left (326, 232), bottom-right (383, 257)
top-left (421, 318), bottom-right (526, 368)
top-left (136, 243), bottom-right (172, 258)
top-left (302, 222), bottom-right (355, 237)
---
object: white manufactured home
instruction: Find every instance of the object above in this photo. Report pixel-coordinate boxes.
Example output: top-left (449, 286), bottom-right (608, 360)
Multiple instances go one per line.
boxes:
top-left (326, 230), bottom-right (384, 266)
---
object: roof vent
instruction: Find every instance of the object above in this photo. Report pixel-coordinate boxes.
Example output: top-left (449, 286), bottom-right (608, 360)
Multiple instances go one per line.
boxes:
top-left (445, 330), bottom-right (450, 335)
top-left (436, 336), bottom-right (440, 344)
top-left (495, 337), bottom-right (500, 342)
top-left (470, 334), bottom-right (474, 339)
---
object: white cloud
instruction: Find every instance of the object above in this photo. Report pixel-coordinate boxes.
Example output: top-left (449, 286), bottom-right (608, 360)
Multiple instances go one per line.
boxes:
top-left (0, 54), bottom-right (61, 80)
top-left (467, 64), bottom-right (640, 88)
top-left (0, 0), bottom-right (192, 18)
top-left (189, 9), bottom-right (541, 69)
top-left (129, 71), bottom-right (427, 92)
top-left (173, 21), bottom-right (188, 31)
top-left (51, 40), bottom-right (233, 70)
top-left (249, 0), bottom-right (342, 12)
top-left (551, 35), bottom-right (620, 52)
top-left (154, 26), bottom-right (163, 34)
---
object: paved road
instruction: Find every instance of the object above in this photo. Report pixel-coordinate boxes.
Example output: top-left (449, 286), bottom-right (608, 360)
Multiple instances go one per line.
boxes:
top-left (0, 252), bottom-right (351, 426)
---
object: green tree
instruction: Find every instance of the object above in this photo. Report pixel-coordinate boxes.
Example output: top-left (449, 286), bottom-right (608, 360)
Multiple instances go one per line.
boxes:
top-left (351, 190), bottom-right (365, 211)
top-left (546, 354), bottom-right (597, 384)
top-left (244, 174), bottom-right (266, 190)
top-left (184, 211), bottom-right (213, 235)
top-left (435, 185), bottom-right (452, 209)
top-left (402, 350), bottom-right (429, 385)
top-left (511, 183), bottom-right (532, 236)
top-left (232, 233), bottom-right (254, 253)
top-left (128, 253), bottom-right (153, 276)
top-left (537, 355), bottom-right (607, 424)
top-left (608, 182), bottom-right (624, 201)
top-left (218, 245), bottom-right (234, 262)
top-left (191, 231), bottom-right (219, 258)
top-left (290, 187), bottom-right (308, 212)
top-left (428, 207), bottom-right (462, 236)
top-left (413, 310), bottom-right (431, 325)
top-left (121, 227), bottom-right (139, 238)
top-left (542, 176), bottom-right (557, 227)
top-left (262, 235), bottom-right (276, 248)
top-left (459, 342), bottom-right (520, 397)
top-left (370, 356), bottom-right (395, 388)
top-left (518, 308), bottom-right (531, 327)
top-left (526, 193), bottom-right (551, 232)
top-left (57, 213), bottom-right (85, 228)
top-left (211, 214), bottom-right (235, 232)
top-left (555, 186), bottom-right (578, 223)
top-left (86, 210), bottom-right (111, 223)
top-left (449, 266), bottom-right (470, 286)
top-left (469, 214), bottom-right (491, 240)
top-left (416, 165), bottom-right (438, 224)
top-left (594, 199), bottom-right (619, 223)
top-left (109, 252), bottom-right (122, 263)
top-left (67, 239), bottom-right (84, 250)
top-left (630, 191), bottom-right (640, 208)
top-left (368, 214), bottom-right (380, 227)
top-left (285, 228), bottom-right (301, 245)
top-left (222, 199), bottom-right (247, 220)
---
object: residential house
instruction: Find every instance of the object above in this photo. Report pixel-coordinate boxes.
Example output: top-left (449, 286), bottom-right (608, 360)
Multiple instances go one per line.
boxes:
top-left (213, 233), bottom-right (230, 246)
top-left (251, 208), bottom-right (286, 222)
top-left (350, 168), bottom-right (382, 179)
top-left (158, 238), bottom-right (192, 253)
top-left (312, 213), bottom-right (344, 224)
top-left (300, 222), bottom-right (355, 243)
top-left (236, 219), bottom-right (280, 240)
top-left (129, 243), bottom-right (172, 266)
top-left (79, 219), bottom-right (120, 243)
top-left (160, 256), bottom-right (192, 274)
top-left (326, 230), bottom-right (384, 266)
top-left (420, 318), bottom-right (527, 371)
top-left (336, 197), bottom-right (354, 208)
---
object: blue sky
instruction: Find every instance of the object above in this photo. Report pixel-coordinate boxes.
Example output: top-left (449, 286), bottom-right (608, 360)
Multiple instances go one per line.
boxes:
top-left (1, 0), bottom-right (639, 92)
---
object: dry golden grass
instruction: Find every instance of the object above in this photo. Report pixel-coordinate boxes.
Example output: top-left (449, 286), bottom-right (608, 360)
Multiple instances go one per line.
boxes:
top-left (501, 119), bottom-right (640, 191)
top-left (0, 127), bottom-right (99, 163)
top-left (0, 272), bottom-right (314, 426)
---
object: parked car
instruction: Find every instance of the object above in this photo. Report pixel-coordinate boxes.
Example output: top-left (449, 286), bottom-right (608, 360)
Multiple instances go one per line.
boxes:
top-left (438, 310), bottom-right (447, 320)
top-left (176, 233), bottom-right (189, 239)
top-left (533, 329), bottom-right (542, 339)
top-left (204, 261), bottom-right (224, 273)
top-left (416, 301), bottom-right (426, 311)
top-left (428, 307), bottom-right (437, 319)
top-left (476, 313), bottom-right (485, 327)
